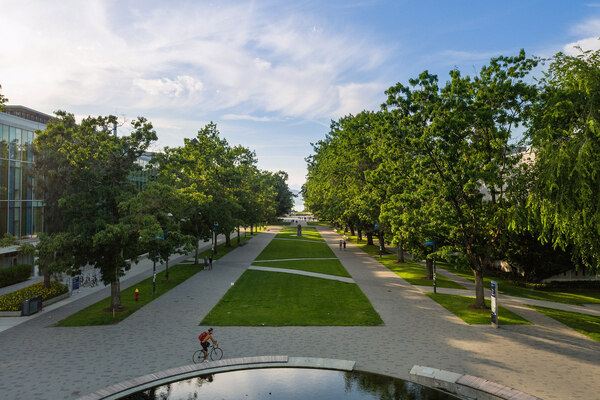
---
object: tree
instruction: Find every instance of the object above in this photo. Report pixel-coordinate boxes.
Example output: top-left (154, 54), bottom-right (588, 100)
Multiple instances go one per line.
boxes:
top-left (48, 113), bottom-right (157, 309)
top-left (383, 51), bottom-right (538, 308)
top-left (264, 171), bottom-right (295, 217)
top-left (526, 46), bottom-right (600, 270)
top-left (0, 84), bottom-right (7, 111)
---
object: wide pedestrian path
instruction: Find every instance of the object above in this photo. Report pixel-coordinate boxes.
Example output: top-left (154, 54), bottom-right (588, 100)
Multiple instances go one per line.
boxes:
top-left (0, 224), bottom-right (598, 400)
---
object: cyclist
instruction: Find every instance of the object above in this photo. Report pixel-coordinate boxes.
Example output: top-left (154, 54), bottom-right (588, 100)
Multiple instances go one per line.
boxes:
top-left (198, 328), bottom-right (218, 362)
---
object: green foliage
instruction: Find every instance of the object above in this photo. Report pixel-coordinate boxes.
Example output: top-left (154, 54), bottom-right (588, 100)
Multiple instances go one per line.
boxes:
top-left (275, 226), bottom-right (324, 241)
top-left (201, 270), bottom-right (383, 326)
top-left (56, 262), bottom-right (200, 326)
top-left (0, 280), bottom-right (68, 311)
top-left (0, 233), bottom-right (18, 247)
top-left (0, 264), bottom-right (33, 288)
top-left (426, 293), bottom-right (531, 325)
top-left (0, 84), bottom-right (7, 111)
top-left (526, 46), bottom-right (600, 270)
top-left (529, 305), bottom-right (600, 342)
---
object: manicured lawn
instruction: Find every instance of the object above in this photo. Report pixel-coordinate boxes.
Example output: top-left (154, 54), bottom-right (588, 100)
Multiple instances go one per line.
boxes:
top-left (201, 270), bottom-right (382, 326)
top-left (255, 238), bottom-right (335, 260)
top-left (252, 259), bottom-right (351, 278)
top-left (57, 263), bottom-right (202, 326)
top-left (307, 221), bottom-right (330, 226)
top-left (426, 293), bottom-right (531, 325)
top-left (275, 226), bottom-right (324, 241)
top-left (381, 259), bottom-right (466, 289)
top-left (437, 261), bottom-right (600, 305)
top-left (529, 305), bottom-right (600, 342)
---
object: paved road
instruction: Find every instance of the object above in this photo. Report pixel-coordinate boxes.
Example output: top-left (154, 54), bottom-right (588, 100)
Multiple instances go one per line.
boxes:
top-left (0, 224), bottom-right (598, 400)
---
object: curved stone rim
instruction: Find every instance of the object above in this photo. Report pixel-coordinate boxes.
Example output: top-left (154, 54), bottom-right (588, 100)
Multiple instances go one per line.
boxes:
top-left (76, 356), bottom-right (355, 400)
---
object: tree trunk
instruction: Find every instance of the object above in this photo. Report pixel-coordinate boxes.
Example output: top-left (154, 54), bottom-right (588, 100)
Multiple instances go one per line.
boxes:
top-left (357, 229), bottom-right (362, 242)
top-left (237, 226), bottom-right (240, 245)
top-left (110, 278), bottom-right (121, 310)
top-left (194, 239), bottom-right (199, 264)
top-left (226, 234), bottom-right (231, 247)
top-left (426, 257), bottom-right (433, 279)
top-left (165, 259), bottom-right (169, 281)
top-left (378, 231), bottom-right (386, 253)
top-left (350, 226), bottom-right (355, 236)
top-left (366, 232), bottom-right (374, 246)
top-left (250, 224), bottom-right (254, 235)
top-left (473, 268), bottom-right (486, 308)
top-left (396, 243), bottom-right (405, 263)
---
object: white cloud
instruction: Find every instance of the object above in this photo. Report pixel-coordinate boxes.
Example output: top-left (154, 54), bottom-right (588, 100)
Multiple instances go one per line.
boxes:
top-left (221, 114), bottom-right (274, 122)
top-left (564, 18), bottom-right (600, 55)
top-left (0, 1), bottom-right (387, 127)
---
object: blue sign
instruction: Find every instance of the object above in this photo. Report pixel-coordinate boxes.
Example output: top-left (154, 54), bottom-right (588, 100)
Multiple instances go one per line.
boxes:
top-left (72, 276), bottom-right (80, 291)
top-left (491, 281), bottom-right (498, 328)
top-left (424, 240), bottom-right (434, 246)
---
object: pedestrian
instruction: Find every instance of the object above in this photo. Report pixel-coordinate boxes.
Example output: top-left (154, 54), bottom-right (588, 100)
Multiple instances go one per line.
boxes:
top-left (203, 256), bottom-right (208, 270)
top-left (343, 240), bottom-right (346, 250)
top-left (209, 255), bottom-right (213, 270)
top-left (339, 239), bottom-right (343, 249)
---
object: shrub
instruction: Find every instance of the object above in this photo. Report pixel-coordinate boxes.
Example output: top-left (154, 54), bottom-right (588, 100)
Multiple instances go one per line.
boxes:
top-left (0, 281), bottom-right (68, 311)
top-left (0, 264), bottom-right (32, 288)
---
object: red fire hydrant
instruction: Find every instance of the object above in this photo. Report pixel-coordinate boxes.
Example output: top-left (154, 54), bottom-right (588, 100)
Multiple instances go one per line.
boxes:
top-left (135, 288), bottom-right (139, 302)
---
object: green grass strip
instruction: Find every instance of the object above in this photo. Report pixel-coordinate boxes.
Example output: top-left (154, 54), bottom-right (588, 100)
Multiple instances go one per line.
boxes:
top-left (252, 259), bottom-right (351, 278)
top-left (201, 270), bottom-right (382, 326)
top-left (255, 238), bottom-right (335, 260)
top-left (57, 263), bottom-right (202, 326)
top-left (426, 293), bottom-right (531, 325)
top-left (436, 261), bottom-right (600, 305)
top-left (275, 226), bottom-right (324, 241)
top-left (529, 305), bottom-right (600, 342)
top-left (379, 258), bottom-right (465, 289)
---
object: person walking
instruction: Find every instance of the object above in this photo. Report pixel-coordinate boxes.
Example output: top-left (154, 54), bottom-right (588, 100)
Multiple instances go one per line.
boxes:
top-left (339, 239), bottom-right (343, 249)
top-left (343, 240), bottom-right (346, 250)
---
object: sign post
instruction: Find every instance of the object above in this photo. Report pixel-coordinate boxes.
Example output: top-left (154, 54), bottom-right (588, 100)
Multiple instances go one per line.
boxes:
top-left (491, 281), bottom-right (499, 328)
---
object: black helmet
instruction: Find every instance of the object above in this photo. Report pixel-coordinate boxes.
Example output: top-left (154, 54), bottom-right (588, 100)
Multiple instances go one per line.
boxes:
top-left (208, 328), bottom-right (213, 332)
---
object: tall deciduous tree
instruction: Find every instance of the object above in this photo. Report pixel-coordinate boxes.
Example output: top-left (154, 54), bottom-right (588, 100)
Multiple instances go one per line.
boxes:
top-left (47, 113), bottom-right (156, 309)
top-left (526, 46), bottom-right (600, 270)
top-left (383, 51), bottom-right (538, 308)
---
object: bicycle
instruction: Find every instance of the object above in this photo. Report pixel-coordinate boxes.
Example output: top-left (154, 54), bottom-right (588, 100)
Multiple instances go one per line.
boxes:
top-left (192, 343), bottom-right (223, 363)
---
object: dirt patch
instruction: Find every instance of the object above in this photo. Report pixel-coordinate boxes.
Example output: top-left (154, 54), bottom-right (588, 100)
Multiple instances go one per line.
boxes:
top-left (102, 306), bottom-right (129, 313)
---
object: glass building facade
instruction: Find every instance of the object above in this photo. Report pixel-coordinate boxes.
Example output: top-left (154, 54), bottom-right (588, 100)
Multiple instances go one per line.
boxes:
top-left (0, 106), bottom-right (50, 239)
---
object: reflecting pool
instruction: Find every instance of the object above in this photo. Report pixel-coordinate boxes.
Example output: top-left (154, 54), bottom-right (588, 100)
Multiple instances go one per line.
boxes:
top-left (122, 368), bottom-right (458, 399)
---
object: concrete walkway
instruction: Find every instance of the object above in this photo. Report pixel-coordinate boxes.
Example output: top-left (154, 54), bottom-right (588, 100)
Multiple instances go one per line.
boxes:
top-left (247, 265), bottom-right (355, 283)
top-left (0, 224), bottom-right (598, 400)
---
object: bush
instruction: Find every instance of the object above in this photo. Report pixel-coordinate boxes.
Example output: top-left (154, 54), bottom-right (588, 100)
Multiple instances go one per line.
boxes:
top-left (0, 264), bottom-right (32, 288)
top-left (0, 280), bottom-right (68, 311)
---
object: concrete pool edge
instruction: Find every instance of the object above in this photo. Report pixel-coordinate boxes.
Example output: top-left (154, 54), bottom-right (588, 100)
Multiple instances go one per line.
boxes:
top-left (409, 365), bottom-right (543, 400)
top-left (76, 356), bottom-right (355, 400)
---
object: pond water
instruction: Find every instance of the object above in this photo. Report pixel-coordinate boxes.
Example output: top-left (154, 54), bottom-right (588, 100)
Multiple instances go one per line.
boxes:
top-left (122, 368), bottom-right (458, 400)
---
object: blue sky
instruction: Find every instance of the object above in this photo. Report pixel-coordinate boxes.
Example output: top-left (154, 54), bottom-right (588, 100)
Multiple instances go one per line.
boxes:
top-left (1, 1), bottom-right (599, 197)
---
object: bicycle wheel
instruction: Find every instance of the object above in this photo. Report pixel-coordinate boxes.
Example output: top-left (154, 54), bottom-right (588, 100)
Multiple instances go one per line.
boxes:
top-left (192, 350), bottom-right (204, 364)
top-left (210, 347), bottom-right (223, 361)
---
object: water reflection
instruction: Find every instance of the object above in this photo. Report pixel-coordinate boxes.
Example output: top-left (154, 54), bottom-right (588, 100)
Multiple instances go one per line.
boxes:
top-left (123, 368), bottom-right (457, 400)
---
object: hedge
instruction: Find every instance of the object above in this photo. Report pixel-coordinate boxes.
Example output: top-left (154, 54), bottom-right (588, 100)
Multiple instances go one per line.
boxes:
top-left (0, 264), bottom-right (33, 288)
top-left (0, 281), bottom-right (68, 311)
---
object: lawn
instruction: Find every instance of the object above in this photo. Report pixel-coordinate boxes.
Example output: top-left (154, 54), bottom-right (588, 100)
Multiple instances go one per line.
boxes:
top-left (307, 221), bottom-right (331, 226)
top-left (201, 270), bottom-right (382, 326)
top-left (529, 305), bottom-right (600, 342)
top-left (255, 238), bottom-right (335, 260)
top-left (426, 293), bottom-right (531, 325)
top-left (57, 262), bottom-right (202, 326)
top-left (436, 261), bottom-right (600, 305)
top-left (275, 226), bottom-right (324, 241)
top-left (381, 259), bottom-right (465, 289)
top-left (252, 259), bottom-right (351, 278)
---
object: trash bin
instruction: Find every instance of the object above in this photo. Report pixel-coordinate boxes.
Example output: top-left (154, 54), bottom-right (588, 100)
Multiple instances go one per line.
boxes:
top-left (21, 295), bottom-right (43, 316)
top-left (21, 299), bottom-right (31, 316)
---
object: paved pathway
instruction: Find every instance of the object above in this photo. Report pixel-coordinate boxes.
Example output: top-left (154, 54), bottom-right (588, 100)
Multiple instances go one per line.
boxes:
top-left (247, 265), bottom-right (355, 283)
top-left (0, 224), bottom-right (598, 400)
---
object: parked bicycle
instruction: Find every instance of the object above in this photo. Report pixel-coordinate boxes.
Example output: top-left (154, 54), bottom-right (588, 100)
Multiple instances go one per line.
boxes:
top-left (192, 343), bottom-right (223, 363)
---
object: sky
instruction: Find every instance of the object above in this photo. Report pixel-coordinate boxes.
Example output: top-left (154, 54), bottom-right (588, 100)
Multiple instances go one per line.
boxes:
top-left (1, 0), bottom-right (599, 201)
